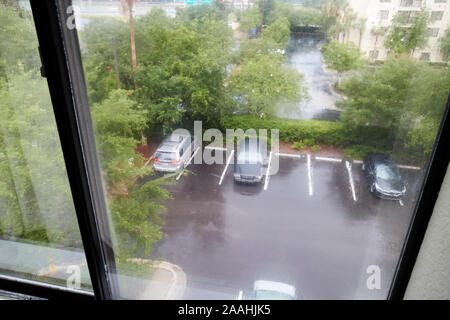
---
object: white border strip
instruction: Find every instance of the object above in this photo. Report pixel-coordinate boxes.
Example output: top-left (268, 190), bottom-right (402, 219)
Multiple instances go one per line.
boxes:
top-left (398, 165), bottom-right (421, 170)
top-left (315, 156), bottom-right (342, 163)
top-left (345, 161), bottom-right (357, 202)
top-left (219, 150), bottom-right (234, 185)
top-left (276, 152), bottom-right (302, 159)
top-left (264, 151), bottom-right (273, 191)
top-left (176, 147), bottom-right (200, 181)
top-left (307, 154), bottom-right (313, 196)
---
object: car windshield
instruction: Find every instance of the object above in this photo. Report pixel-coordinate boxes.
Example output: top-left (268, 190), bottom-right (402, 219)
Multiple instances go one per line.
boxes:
top-left (255, 290), bottom-right (294, 300)
top-left (376, 165), bottom-right (401, 181)
top-left (237, 152), bottom-right (262, 164)
top-left (155, 151), bottom-right (176, 161)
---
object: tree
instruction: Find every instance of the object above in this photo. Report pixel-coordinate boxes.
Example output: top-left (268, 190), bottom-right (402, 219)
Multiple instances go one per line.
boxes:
top-left (238, 5), bottom-right (262, 33)
top-left (91, 90), bottom-right (171, 257)
top-left (439, 27), bottom-right (450, 61)
top-left (227, 55), bottom-right (307, 117)
top-left (262, 17), bottom-right (290, 47)
top-left (0, 72), bottom-right (83, 247)
top-left (371, 27), bottom-right (386, 50)
top-left (384, 9), bottom-right (429, 56)
top-left (338, 58), bottom-right (449, 159)
top-left (322, 41), bottom-right (364, 76)
top-left (266, 3), bottom-right (323, 29)
top-left (120, 0), bottom-right (137, 70)
top-left (354, 18), bottom-right (366, 49)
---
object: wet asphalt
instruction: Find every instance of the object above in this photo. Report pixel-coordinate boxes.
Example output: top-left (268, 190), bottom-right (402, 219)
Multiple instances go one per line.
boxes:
top-left (148, 153), bottom-right (423, 299)
top-left (279, 36), bottom-right (341, 121)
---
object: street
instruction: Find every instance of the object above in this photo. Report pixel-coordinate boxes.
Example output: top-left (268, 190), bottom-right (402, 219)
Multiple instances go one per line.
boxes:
top-left (146, 150), bottom-right (423, 299)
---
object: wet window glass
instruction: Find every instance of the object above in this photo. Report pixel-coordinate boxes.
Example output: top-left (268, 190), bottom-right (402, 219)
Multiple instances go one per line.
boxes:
top-left (0, 1), bottom-right (91, 291)
top-left (70, 0), bottom-right (448, 299)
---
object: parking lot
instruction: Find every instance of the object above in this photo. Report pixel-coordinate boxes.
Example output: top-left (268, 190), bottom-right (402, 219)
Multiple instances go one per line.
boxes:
top-left (147, 148), bottom-right (424, 299)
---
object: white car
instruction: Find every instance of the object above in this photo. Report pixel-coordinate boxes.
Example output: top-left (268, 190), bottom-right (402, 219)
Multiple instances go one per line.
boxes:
top-left (237, 280), bottom-right (297, 300)
top-left (153, 133), bottom-right (198, 173)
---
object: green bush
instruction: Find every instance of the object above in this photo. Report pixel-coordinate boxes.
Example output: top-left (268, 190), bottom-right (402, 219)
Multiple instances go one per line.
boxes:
top-left (292, 141), bottom-right (306, 151)
top-left (311, 145), bottom-right (321, 152)
top-left (221, 115), bottom-right (347, 146)
top-left (343, 145), bottom-right (389, 160)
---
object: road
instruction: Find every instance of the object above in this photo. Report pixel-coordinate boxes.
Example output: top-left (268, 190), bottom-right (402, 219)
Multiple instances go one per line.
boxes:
top-left (144, 150), bottom-right (423, 299)
top-left (280, 35), bottom-right (341, 122)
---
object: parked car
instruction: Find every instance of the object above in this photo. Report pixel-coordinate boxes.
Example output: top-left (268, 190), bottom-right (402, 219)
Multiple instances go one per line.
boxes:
top-left (237, 280), bottom-right (297, 300)
top-left (233, 137), bottom-right (265, 184)
top-left (153, 132), bottom-right (197, 173)
top-left (362, 153), bottom-right (406, 200)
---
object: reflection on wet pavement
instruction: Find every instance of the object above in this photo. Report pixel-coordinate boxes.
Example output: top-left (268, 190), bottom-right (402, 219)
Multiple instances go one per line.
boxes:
top-left (280, 35), bottom-right (341, 121)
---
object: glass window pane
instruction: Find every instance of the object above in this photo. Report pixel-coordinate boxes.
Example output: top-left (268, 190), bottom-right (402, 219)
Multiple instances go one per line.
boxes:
top-left (74, 0), bottom-right (449, 299)
top-left (0, 1), bottom-right (91, 291)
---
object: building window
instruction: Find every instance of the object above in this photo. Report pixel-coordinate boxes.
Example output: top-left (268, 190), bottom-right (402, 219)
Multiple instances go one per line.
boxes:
top-left (369, 50), bottom-right (380, 59)
top-left (430, 11), bottom-right (444, 21)
top-left (420, 52), bottom-right (431, 60)
top-left (400, 0), bottom-right (422, 7)
top-left (378, 10), bottom-right (390, 20)
top-left (434, 0), bottom-right (447, 3)
top-left (428, 28), bottom-right (440, 37)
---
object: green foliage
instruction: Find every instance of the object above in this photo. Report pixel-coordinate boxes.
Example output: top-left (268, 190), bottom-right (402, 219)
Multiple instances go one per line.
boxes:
top-left (338, 58), bottom-right (450, 160)
top-left (384, 9), bottom-right (429, 56)
top-left (262, 17), bottom-right (291, 47)
top-left (343, 145), bottom-right (387, 160)
top-left (322, 41), bottom-right (364, 73)
top-left (266, 3), bottom-right (323, 29)
top-left (221, 115), bottom-right (347, 146)
top-left (311, 145), bottom-right (321, 152)
top-left (440, 27), bottom-right (450, 61)
top-left (238, 6), bottom-right (262, 32)
top-left (0, 72), bottom-right (82, 247)
top-left (227, 55), bottom-right (307, 117)
top-left (91, 89), bottom-right (171, 258)
top-left (292, 141), bottom-right (306, 151)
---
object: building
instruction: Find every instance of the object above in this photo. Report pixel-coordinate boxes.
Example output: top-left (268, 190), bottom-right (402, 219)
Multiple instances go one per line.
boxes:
top-left (346, 0), bottom-right (450, 62)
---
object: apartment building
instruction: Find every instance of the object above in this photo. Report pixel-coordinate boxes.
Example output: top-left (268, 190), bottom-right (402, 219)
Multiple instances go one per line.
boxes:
top-left (346, 0), bottom-right (450, 62)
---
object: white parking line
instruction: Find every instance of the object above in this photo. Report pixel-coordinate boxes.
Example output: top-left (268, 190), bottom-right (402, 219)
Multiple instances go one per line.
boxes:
top-left (275, 152), bottom-right (302, 159)
top-left (353, 160), bottom-right (420, 171)
top-left (345, 161), bottom-right (357, 202)
top-left (315, 156), bottom-right (342, 163)
top-left (398, 165), bottom-right (421, 170)
top-left (176, 147), bottom-right (200, 181)
top-left (307, 154), bottom-right (313, 196)
top-left (264, 151), bottom-right (273, 191)
top-left (399, 200), bottom-right (404, 207)
top-left (219, 150), bottom-right (234, 185)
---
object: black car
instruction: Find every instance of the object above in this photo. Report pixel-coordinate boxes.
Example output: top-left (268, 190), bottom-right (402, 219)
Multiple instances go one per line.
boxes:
top-left (233, 138), bottom-right (265, 184)
top-left (362, 153), bottom-right (406, 200)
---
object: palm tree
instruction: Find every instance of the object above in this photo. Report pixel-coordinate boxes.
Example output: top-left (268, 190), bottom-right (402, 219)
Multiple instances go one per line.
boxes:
top-left (371, 27), bottom-right (386, 50)
top-left (120, 0), bottom-right (137, 71)
top-left (355, 18), bottom-right (367, 49)
top-left (342, 8), bottom-right (357, 44)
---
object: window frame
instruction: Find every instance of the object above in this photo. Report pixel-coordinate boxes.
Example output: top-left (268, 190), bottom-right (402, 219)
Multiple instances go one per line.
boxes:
top-left (0, 0), bottom-right (449, 300)
top-left (0, 0), bottom-right (118, 300)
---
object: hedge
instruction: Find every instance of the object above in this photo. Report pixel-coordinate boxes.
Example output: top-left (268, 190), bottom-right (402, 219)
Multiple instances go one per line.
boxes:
top-left (221, 115), bottom-right (347, 146)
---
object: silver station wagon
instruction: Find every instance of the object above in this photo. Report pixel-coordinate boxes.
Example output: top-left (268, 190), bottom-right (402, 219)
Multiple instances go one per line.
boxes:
top-left (153, 133), bottom-right (198, 173)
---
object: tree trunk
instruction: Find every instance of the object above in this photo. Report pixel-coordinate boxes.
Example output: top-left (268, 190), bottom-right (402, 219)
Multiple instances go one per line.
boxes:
top-left (112, 37), bottom-right (121, 89)
top-left (127, 0), bottom-right (137, 71)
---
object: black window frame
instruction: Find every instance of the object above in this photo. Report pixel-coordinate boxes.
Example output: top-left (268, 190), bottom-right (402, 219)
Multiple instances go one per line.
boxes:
top-left (0, 0), bottom-right (449, 300)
